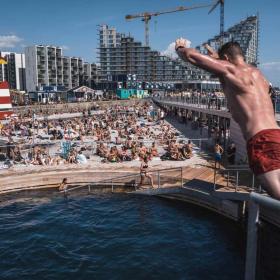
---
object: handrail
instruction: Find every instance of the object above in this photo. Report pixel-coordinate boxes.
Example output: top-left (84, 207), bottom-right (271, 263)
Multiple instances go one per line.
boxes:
top-left (250, 192), bottom-right (280, 212)
top-left (62, 166), bottom-right (184, 194)
top-left (155, 95), bottom-right (280, 116)
top-left (245, 192), bottom-right (280, 280)
top-left (153, 96), bottom-right (228, 111)
top-left (186, 138), bottom-right (209, 141)
top-left (217, 168), bottom-right (251, 172)
top-left (213, 167), bottom-right (255, 192)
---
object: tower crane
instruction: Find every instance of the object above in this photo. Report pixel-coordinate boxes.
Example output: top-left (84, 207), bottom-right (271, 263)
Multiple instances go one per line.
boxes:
top-left (125, 3), bottom-right (212, 47)
top-left (208, 0), bottom-right (225, 43)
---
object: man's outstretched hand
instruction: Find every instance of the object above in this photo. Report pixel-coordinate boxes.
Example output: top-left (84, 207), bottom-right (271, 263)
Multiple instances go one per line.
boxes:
top-left (175, 38), bottom-right (189, 52)
top-left (204, 44), bottom-right (219, 59)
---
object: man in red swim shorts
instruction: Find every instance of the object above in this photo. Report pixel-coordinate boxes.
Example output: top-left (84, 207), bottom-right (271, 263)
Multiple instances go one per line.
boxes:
top-left (175, 38), bottom-right (280, 199)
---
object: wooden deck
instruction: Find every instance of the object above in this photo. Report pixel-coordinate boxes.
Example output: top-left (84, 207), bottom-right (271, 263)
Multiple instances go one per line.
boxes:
top-left (180, 164), bottom-right (251, 193)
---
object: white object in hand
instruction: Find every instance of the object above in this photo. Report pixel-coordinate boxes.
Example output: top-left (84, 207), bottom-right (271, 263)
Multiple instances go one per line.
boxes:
top-left (175, 37), bottom-right (191, 51)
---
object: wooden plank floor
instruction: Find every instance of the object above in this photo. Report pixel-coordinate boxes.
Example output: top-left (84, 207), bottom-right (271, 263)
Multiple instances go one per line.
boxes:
top-left (179, 165), bottom-right (252, 194)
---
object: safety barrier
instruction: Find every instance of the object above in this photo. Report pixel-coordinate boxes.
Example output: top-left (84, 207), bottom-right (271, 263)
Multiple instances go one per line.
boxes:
top-left (213, 167), bottom-right (257, 192)
top-left (61, 167), bottom-right (184, 194)
top-left (154, 96), bottom-right (228, 111)
top-left (245, 192), bottom-right (280, 280)
top-left (155, 95), bottom-right (280, 115)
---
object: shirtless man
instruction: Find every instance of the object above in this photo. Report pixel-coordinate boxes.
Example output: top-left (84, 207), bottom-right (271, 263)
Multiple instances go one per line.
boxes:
top-left (175, 38), bottom-right (280, 199)
top-left (214, 142), bottom-right (224, 169)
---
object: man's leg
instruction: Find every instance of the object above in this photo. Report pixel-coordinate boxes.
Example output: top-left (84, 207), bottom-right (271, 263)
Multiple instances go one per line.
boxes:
top-left (257, 169), bottom-right (280, 200)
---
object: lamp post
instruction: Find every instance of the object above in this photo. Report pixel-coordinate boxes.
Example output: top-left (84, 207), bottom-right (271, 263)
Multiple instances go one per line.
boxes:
top-left (30, 110), bottom-right (35, 157)
top-left (45, 108), bottom-right (49, 135)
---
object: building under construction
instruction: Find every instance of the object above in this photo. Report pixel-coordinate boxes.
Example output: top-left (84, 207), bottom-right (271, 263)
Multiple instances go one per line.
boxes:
top-left (97, 15), bottom-right (259, 88)
top-left (97, 24), bottom-right (196, 85)
top-left (197, 15), bottom-right (259, 65)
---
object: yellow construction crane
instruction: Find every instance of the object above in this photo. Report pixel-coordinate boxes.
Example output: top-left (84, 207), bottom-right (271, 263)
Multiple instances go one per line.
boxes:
top-left (125, 3), bottom-right (212, 47)
top-left (208, 0), bottom-right (225, 42)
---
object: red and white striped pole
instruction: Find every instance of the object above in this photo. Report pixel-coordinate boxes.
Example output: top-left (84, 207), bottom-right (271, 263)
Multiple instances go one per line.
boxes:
top-left (0, 57), bottom-right (13, 120)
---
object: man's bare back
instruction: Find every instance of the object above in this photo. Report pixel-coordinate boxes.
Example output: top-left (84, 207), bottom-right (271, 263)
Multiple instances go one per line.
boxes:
top-left (175, 38), bottom-right (280, 199)
top-left (175, 38), bottom-right (278, 140)
top-left (220, 62), bottom-right (278, 140)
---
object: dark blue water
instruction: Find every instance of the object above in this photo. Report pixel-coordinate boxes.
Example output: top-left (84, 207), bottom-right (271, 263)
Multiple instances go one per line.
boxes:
top-left (0, 192), bottom-right (245, 280)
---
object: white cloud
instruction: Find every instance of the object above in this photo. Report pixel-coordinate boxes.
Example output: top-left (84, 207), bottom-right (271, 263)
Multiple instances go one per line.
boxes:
top-left (259, 61), bottom-right (280, 87)
top-left (0, 35), bottom-right (23, 48)
top-left (260, 61), bottom-right (280, 70)
top-left (61, 45), bottom-right (70, 51)
top-left (161, 40), bottom-right (191, 60)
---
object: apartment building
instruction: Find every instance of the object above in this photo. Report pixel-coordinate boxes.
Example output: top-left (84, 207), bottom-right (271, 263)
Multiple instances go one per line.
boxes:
top-left (70, 57), bottom-right (83, 88)
top-left (25, 45), bottom-right (63, 92)
top-left (98, 16), bottom-right (259, 86)
top-left (99, 24), bottom-right (122, 48)
top-left (0, 52), bottom-right (26, 91)
top-left (97, 25), bottom-right (209, 83)
top-left (82, 62), bottom-right (91, 87)
top-left (62, 56), bottom-right (71, 89)
top-left (25, 45), bottom-right (91, 91)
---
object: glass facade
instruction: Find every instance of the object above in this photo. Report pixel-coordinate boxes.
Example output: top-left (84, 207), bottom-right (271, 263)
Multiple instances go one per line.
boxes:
top-left (98, 16), bottom-right (259, 83)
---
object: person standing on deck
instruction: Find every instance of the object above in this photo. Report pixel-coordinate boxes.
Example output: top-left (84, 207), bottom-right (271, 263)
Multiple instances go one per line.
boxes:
top-left (214, 142), bottom-right (224, 169)
top-left (139, 157), bottom-right (155, 189)
top-left (175, 38), bottom-right (280, 200)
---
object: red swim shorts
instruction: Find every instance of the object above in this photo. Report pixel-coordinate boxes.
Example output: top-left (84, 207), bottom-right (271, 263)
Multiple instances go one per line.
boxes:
top-left (247, 129), bottom-right (280, 176)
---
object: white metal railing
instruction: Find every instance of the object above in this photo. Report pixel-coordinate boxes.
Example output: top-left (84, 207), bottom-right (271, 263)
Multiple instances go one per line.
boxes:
top-left (245, 192), bottom-right (280, 280)
top-left (154, 96), bottom-right (228, 111)
top-left (60, 167), bottom-right (184, 194)
top-left (155, 95), bottom-right (280, 115)
top-left (213, 167), bottom-right (256, 192)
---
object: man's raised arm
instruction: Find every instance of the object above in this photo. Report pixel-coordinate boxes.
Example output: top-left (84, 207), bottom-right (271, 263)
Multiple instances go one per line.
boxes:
top-left (175, 38), bottom-right (231, 76)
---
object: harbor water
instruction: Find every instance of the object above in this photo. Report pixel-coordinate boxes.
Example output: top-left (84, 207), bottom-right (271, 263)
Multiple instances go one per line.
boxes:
top-left (0, 192), bottom-right (245, 279)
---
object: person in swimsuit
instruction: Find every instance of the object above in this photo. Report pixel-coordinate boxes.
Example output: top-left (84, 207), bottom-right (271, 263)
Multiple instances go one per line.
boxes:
top-left (140, 157), bottom-right (155, 189)
top-left (175, 38), bottom-right (280, 199)
top-left (59, 178), bottom-right (68, 191)
top-left (214, 142), bottom-right (224, 169)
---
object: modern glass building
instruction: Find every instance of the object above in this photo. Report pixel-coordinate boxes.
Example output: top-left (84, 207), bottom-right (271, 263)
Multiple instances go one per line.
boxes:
top-left (97, 25), bottom-right (199, 83)
top-left (196, 15), bottom-right (259, 65)
top-left (98, 15), bottom-right (259, 87)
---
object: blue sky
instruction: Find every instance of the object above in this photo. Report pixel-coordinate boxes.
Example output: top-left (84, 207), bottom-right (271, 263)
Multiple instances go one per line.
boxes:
top-left (1, 0), bottom-right (279, 86)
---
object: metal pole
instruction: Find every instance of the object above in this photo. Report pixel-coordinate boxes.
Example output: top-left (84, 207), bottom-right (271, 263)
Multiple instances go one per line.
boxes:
top-left (181, 167), bottom-right (183, 187)
top-left (144, 17), bottom-right (150, 47)
top-left (227, 171), bottom-right (229, 188)
top-left (245, 199), bottom-right (259, 280)
top-left (88, 185), bottom-right (91, 194)
top-left (157, 171), bottom-right (160, 188)
top-left (235, 171), bottom-right (239, 192)
top-left (214, 167), bottom-right (217, 191)
top-left (31, 111), bottom-right (35, 157)
top-left (251, 192), bottom-right (280, 212)
top-left (111, 180), bottom-right (114, 193)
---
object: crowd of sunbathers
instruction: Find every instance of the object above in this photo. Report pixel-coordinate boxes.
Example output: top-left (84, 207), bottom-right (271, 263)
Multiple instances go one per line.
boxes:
top-left (0, 101), bottom-right (194, 168)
